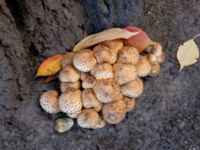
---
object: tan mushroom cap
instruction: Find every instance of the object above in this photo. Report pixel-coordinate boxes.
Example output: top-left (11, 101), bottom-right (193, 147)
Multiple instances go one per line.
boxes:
top-left (113, 62), bottom-right (137, 85)
top-left (123, 97), bottom-right (136, 112)
top-left (59, 65), bottom-right (80, 82)
top-left (121, 78), bottom-right (144, 98)
top-left (93, 102), bottom-right (103, 112)
top-left (93, 79), bottom-right (122, 103)
top-left (117, 46), bottom-right (139, 64)
top-left (82, 89), bottom-right (101, 108)
top-left (60, 81), bottom-right (80, 93)
top-left (152, 42), bottom-right (165, 63)
top-left (93, 45), bottom-right (117, 64)
top-left (59, 89), bottom-right (82, 115)
top-left (136, 56), bottom-right (151, 77)
top-left (73, 49), bottom-right (96, 72)
top-left (61, 52), bottom-right (75, 68)
top-left (40, 90), bottom-right (60, 113)
top-left (102, 39), bottom-right (124, 54)
top-left (147, 54), bottom-right (161, 77)
top-left (81, 72), bottom-right (96, 89)
top-left (102, 100), bottom-right (126, 124)
top-left (77, 109), bottom-right (100, 129)
top-left (91, 63), bottom-right (113, 79)
top-left (67, 110), bottom-right (82, 119)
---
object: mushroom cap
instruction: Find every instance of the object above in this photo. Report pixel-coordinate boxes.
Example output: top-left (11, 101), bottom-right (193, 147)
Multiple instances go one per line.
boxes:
top-left (40, 90), bottom-right (60, 113)
top-left (77, 109), bottom-right (100, 128)
top-left (59, 89), bottom-right (82, 114)
top-left (61, 52), bottom-right (75, 68)
top-left (101, 39), bottom-right (124, 54)
top-left (117, 46), bottom-right (139, 64)
top-left (93, 79), bottom-right (122, 103)
top-left (82, 89), bottom-right (101, 108)
top-left (123, 97), bottom-right (136, 112)
top-left (152, 42), bottom-right (165, 63)
top-left (93, 45), bottom-right (117, 64)
top-left (149, 61), bottom-right (160, 77)
top-left (136, 56), bottom-right (151, 77)
top-left (60, 81), bottom-right (80, 93)
top-left (59, 65), bottom-right (80, 82)
top-left (55, 118), bottom-right (74, 133)
top-left (67, 110), bottom-right (82, 119)
top-left (102, 100), bottom-right (126, 124)
top-left (91, 63), bottom-right (113, 79)
top-left (94, 102), bottom-right (103, 112)
top-left (73, 49), bottom-right (96, 72)
top-left (81, 72), bottom-right (96, 89)
top-left (113, 62), bottom-right (137, 85)
top-left (121, 78), bottom-right (144, 98)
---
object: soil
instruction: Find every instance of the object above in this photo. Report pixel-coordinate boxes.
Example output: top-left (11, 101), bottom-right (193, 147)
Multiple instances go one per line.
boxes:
top-left (0, 0), bottom-right (200, 149)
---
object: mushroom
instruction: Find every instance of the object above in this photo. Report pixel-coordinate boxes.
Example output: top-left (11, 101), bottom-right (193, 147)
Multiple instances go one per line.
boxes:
top-left (152, 42), bottom-right (165, 63)
top-left (67, 110), bottom-right (82, 119)
top-left (73, 49), bottom-right (96, 72)
top-left (147, 54), bottom-right (161, 76)
top-left (55, 118), bottom-right (74, 133)
top-left (102, 100), bottom-right (126, 124)
top-left (113, 62), bottom-right (137, 85)
top-left (59, 89), bottom-right (82, 115)
top-left (82, 89), bottom-right (101, 108)
top-left (94, 102), bottom-right (103, 112)
top-left (61, 52), bottom-right (75, 68)
top-left (136, 56), bottom-right (151, 77)
top-left (117, 46), bottom-right (139, 64)
top-left (81, 72), bottom-right (96, 89)
top-left (123, 97), bottom-right (136, 112)
top-left (40, 90), bottom-right (60, 113)
top-left (121, 78), bottom-right (144, 98)
top-left (77, 109), bottom-right (100, 129)
top-left (60, 81), bottom-right (80, 93)
top-left (101, 39), bottom-right (124, 54)
top-left (59, 65), bottom-right (80, 82)
top-left (91, 63), bottom-right (113, 79)
top-left (93, 79), bottom-right (122, 103)
top-left (93, 45), bottom-right (117, 64)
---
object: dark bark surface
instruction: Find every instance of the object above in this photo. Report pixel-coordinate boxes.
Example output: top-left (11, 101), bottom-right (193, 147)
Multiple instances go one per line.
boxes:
top-left (0, 0), bottom-right (200, 149)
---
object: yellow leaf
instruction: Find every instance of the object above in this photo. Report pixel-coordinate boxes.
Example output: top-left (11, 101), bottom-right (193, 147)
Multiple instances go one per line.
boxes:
top-left (177, 39), bottom-right (199, 71)
top-left (35, 54), bottom-right (64, 77)
top-left (73, 28), bottom-right (138, 52)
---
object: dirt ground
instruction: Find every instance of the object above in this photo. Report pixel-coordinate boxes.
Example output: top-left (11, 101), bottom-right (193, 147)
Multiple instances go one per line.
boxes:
top-left (0, 0), bottom-right (200, 149)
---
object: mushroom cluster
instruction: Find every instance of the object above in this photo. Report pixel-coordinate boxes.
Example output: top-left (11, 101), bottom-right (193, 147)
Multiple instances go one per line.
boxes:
top-left (40, 39), bottom-right (164, 132)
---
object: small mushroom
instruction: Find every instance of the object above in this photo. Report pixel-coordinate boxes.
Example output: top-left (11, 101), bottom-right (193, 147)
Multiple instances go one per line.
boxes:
top-left (152, 42), bottom-right (165, 63)
top-left (117, 46), bottom-right (139, 64)
top-left (147, 54), bottom-right (161, 76)
top-left (81, 72), bottom-right (96, 89)
top-left (55, 118), bottom-right (74, 133)
top-left (77, 109), bottom-right (100, 129)
top-left (136, 56), bottom-right (151, 77)
top-left (102, 100), bottom-right (126, 124)
top-left (67, 110), bottom-right (82, 119)
top-left (61, 52), bottom-right (75, 68)
top-left (82, 89), bottom-right (101, 108)
top-left (113, 62), bottom-right (137, 85)
top-left (59, 65), bottom-right (80, 82)
top-left (121, 78), bottom-right (144, 98)
top-left (102, 39), bottom-right (124, 54)
top-left (91, 63), bottom-right (113, 79)
top-left (60, 81), bottom-right (80, 93)
top-left (40, 90), bottom-right (60, 113)
top-left (93, 79), bottom-right (122, 103)
top-left (94, 102), bottom-right (103, 112)
top-left (123, 97), bottom-right (136, 112)
top-left (59, 89), bottom-right (82, 115)
top-left (73, 49), bottom-right (96, 72)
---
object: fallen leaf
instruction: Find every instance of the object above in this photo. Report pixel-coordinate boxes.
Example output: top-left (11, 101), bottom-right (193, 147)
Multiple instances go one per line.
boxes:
top-left (35, 54), bottom-right (64, 77)
top-left (43, 74), bottom-right (57, 84)
top-left (73, 28), bottom-right (138, 52)
top-left (177, 35), bottom-right (200, 71)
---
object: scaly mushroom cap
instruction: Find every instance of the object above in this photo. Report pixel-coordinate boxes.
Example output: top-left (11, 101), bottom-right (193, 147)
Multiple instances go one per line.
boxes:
top-left (81, 72), bottom-right (96, 89)
top-left (93, 79), bottom-right (122, 103)
top-left (61, 52), bottom-right (75, 68)
top-left (113, 62), bottom-right (137, 85)
top-left (93, 45), bottom-right (117, 64)
top-left (102, 100), bottom-right (126, 124)
top-left (123, 97), bottom-right (136, 112)
top-left (59, 65), bottom-right (80, 82)
top-left (117, 46), bottom-right (139, 64)
top-left (82, 89), bottom-right (101, 108)
top-left (40, 90), bottom-right (60, 113)
top-left (77, 109), bottom-right (100, 129)
top-left (136, 56), bottom-right (151, 77)
top-left (60, 81), bottom-right (80, 93)
top-left (121, 78), bottom-right (144, 98)
top-left (91, 63), bottom-right (113, 79)
top-left (73, 49), bottom-right (96, 72)
top-left (101, 39), bottom-right (124, 54)
top-left (59, 89), bottom-right (82, 114)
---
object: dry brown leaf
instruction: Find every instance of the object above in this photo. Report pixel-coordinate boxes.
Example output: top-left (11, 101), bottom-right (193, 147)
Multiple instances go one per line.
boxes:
top-left (35, 54), bottom-right (64, 78)
top-left (73, 28), bottom-right (138, 52)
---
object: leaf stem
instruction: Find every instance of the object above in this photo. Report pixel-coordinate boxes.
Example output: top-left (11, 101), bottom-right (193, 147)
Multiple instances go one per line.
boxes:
top-left (193, 33), bottom-right (200, 40)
